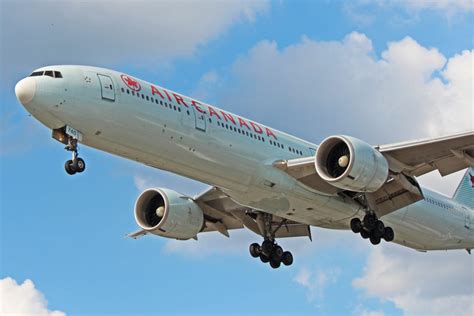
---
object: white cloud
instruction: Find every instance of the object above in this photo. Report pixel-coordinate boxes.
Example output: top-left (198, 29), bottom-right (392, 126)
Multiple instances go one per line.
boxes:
top-left (1, 0), bottom-right (268, 85)
top-left (389, 0), bottom-right (473, 13)
top-left (0, 277), bottom-right (65, 316)
top-left (217, 32), bottom-right (472, 146)
top-left (293, 266), bottom-right (341, 303)
top-left (359, 309), bottom-right (385, 316)
top-left (353, 245), bottom-right (474, 316)
top-left (345, 0), bottom-right (473, 22)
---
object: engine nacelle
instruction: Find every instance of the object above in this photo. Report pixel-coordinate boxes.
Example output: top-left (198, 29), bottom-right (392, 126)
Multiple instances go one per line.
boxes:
top-left (134, 188), bottom-right (204, 240)
top-left (315, 135), bottom-right (389, 192)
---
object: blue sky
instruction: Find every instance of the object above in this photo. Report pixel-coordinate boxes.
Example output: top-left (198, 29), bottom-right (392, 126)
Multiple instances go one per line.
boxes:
top-left (1, 1), bottom-right (473, 315)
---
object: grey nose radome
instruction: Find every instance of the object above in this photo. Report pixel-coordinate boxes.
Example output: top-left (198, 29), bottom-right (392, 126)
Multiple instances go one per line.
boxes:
top-left (15, 78), bottom-right (36, 105)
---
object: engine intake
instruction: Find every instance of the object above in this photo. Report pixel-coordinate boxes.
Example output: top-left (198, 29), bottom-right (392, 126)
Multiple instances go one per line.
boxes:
top-left (315, 135), bottom-right (389, 192)
top-left (134, 188), bottom-right (204, 240)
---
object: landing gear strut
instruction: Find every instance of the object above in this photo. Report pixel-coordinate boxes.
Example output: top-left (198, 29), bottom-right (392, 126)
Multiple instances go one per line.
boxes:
top-left (248, 213), bottom-right (294, 269)
top-left (64, 137), bottom-right (86, 175)
top-left (350, 212), bottom-right (394, 245)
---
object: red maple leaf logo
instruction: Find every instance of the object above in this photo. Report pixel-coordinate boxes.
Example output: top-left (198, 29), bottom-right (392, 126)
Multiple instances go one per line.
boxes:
top-left (470, 173), bottom-right (474, 188)
top-left (121, 74), bottom-right (141, 92)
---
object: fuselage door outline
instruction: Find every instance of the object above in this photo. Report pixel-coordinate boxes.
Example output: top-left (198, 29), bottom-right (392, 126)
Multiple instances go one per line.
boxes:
top-left (97, 74), bottom-right (115, 101)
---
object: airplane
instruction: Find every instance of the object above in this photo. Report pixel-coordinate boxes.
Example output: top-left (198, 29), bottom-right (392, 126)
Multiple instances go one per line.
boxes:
top-left (15, 65), bottom-right (474, 269)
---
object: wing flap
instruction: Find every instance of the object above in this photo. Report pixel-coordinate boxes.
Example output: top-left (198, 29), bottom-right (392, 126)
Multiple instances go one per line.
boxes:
top-left (367, 177), bottom-right (423, 218)
top-left (194, 187), bottom-right (311, 239)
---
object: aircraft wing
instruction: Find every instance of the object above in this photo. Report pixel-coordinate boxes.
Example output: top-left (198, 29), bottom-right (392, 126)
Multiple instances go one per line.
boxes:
top-left (192, 187), bottom-right (312, 239)
top-left (276, 131), bottom-right (474, 218)
top-left (378, 131), bottom-right (474, 177)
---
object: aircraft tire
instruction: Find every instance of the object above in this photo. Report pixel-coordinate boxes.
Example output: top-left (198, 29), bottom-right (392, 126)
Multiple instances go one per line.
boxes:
top-left (360, 229), bottom-right (370, 239)
top-left (370, 234), bottom-right (381, 245)
top-left (350, 218), bottom-right (362, 233)
top-left (282, 251), bottom-right (293, 266)
top-left (249, 243), bottom-right (261, 258)
top-left (260, 253), bottom-right (270, 263)
top-left (65, 160), bottom-right (76, 175)
top-left (269, 259), bottom-right (281, 269)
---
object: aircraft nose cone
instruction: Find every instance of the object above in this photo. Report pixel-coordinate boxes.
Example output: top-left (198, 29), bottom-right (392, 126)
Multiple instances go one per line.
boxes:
top-left (15, 78), bottom-right (36, 105)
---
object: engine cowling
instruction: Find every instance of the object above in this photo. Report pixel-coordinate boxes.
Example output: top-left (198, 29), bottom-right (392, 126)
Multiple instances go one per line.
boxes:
top-left (315, 135), bottom-right (389, 192)
top-left (134, 188), bottom-right (204, 240)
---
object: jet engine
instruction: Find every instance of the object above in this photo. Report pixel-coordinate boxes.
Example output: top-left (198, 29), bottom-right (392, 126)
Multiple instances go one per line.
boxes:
top-left (134, 188), bottom-right (204, 240)
top-left (315, 135), bottom-right (389, 192)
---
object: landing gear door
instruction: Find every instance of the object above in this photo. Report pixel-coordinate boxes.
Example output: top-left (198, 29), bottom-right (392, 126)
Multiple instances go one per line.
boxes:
top-left (193, 107), bottom-right (206, 132)
top-left (97, 74), bottom-right (115, 101)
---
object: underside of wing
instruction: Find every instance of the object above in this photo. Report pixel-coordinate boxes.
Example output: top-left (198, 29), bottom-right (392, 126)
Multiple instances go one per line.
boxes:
top-left (194, 187), bottom-right (311, 239)
top-left (275, 131), bottom-right (474, 218)
top-left (379, 131), bottom-right (474, 177)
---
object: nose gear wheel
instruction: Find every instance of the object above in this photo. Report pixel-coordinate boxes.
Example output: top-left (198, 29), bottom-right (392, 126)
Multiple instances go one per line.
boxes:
top-left (63, 137), bottom-right (86, 175)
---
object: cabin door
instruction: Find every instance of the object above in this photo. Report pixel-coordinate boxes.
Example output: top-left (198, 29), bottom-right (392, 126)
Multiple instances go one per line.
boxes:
top-left (192, 106), bottom-right (206, 132)
top-left (97, 74), bottom-right (115, 101)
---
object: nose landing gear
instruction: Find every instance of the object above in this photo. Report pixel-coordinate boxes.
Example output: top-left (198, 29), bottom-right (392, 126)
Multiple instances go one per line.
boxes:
top-left (350, 213), bottom-right (394, 245)
top-left (64, 137), bottom-right (86, 175)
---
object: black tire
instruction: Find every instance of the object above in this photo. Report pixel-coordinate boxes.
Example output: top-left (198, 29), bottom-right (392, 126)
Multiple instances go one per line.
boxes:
top-left (249, 243), bottom-right (261, 258)
top-left (350, 218), bottom-right (362, 233)
top-left (64, 160), bottom-right (76, 175)
top-left (282, 251), bottom-right (293, 266)
top-left (260, 253), bottom-right (270, 263)
top-left (383, 227), bottom-right (395, 242)
top-left (269, 259), bottom-right (281, 269)
top-left (261, 240), bottom-right (274, 256)
top-left (360, 229), bottom-right (370, 239)
top-left (75, 157), bottom-right (86, 173)
top-left (374, 220), bottom-right (385, 237)
top-left (363, 214), bottom-right (376, 231)
top-left (370, 234), bottom-right (381, 245)
top-left (271, 245), bottom-right (283, 261)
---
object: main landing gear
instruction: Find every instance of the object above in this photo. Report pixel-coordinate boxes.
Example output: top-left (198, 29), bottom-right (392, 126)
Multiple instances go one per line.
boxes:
top-left (248, 213), bottom-right (293, 269)
top-left (350, 213), bottom-right (394, 245)
top-left (64, 137), bottom-right (86, 175)
top-left (249, 240), bottom-right (293, 269)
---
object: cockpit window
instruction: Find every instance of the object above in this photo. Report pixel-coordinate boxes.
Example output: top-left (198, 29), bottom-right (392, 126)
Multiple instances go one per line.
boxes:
top-left (29, 70), bottom-right (63, 78)
top-left (30, 71), bottom-right (44, 77)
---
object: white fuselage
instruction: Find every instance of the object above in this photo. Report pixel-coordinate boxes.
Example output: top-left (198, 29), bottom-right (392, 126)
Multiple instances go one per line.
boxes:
top-left (17, 65), bottom-right (474, 251)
